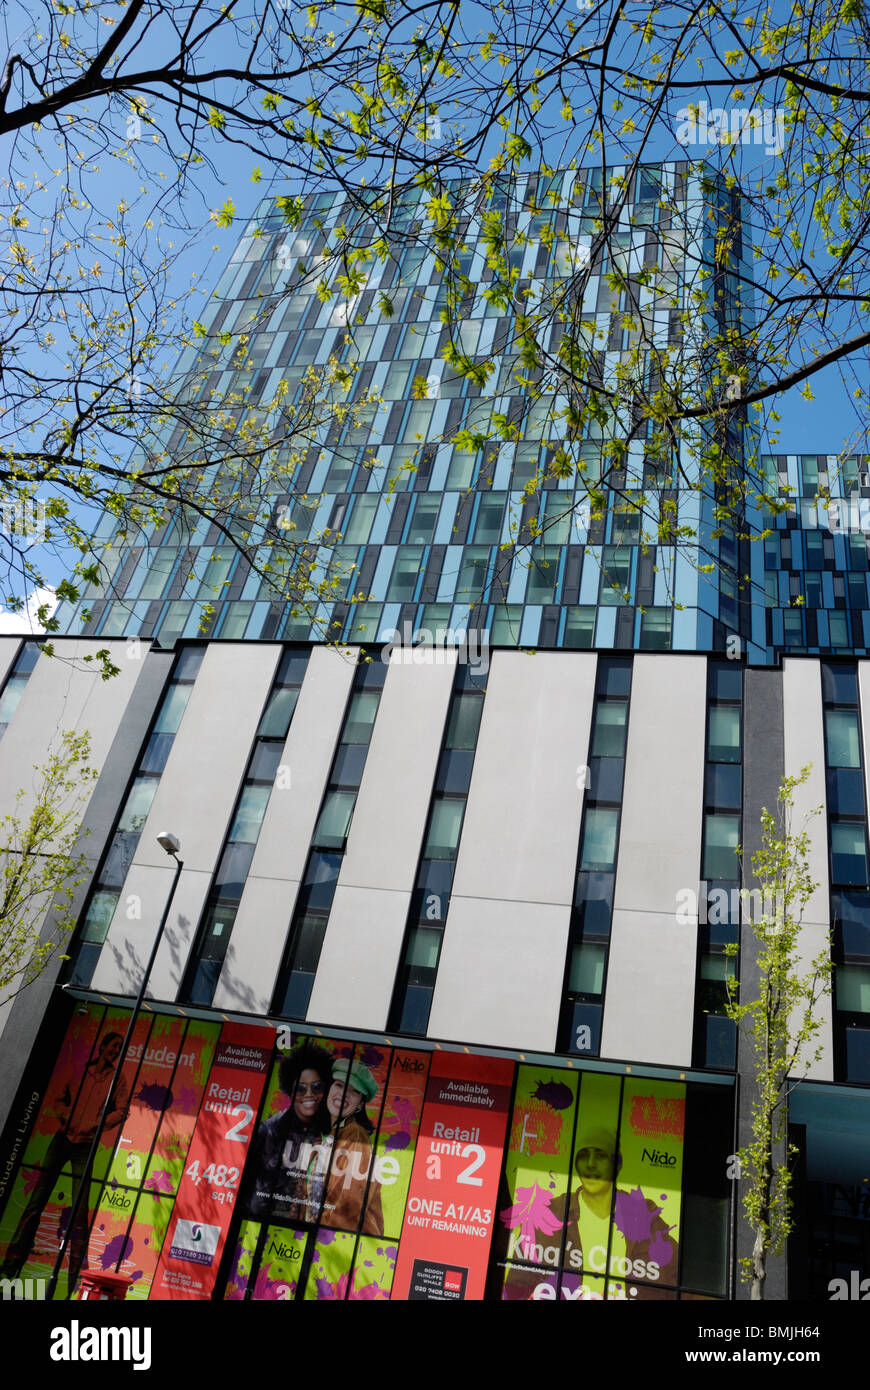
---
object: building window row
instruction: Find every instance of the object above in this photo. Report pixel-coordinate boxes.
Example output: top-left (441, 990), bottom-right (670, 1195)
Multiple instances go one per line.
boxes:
top-left (387, 664), bottom-right (487, 1035)
top-left (556, 656), bottom-right (633, 1057)
top-left (692, 660), bottom-right (743, 1070)
top-left (0, 641), bottom-right (41, 740)
top-left (66, 647), bottom-right (205, 987)
top-left (822, 662), bottom-right (870, 1082)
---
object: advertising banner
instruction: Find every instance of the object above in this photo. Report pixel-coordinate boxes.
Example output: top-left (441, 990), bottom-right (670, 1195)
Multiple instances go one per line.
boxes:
top-left (0, 1007), bottom-right (704, 1301)
top-left (0, 1006), bottom-right (150, 1293)
top-left (151, 1023), bottom-right (272, 1300)
top-left (391, 1051), bottom-right (514, 1301)
top-left (494, 1068), bottom-right (684, 1300)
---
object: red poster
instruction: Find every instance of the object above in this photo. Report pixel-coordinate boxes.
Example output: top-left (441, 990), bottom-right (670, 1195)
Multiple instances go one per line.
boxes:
top-left (391, 1052), bottom-right (514, 1301)
top-left (151, 1023), bottom-right (273, 1300)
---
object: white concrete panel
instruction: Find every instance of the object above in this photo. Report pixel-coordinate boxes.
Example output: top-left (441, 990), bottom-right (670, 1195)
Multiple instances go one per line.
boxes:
top-left (131, 644), bottom-right (280, 873)
top-left (601, 656), bottom-right (706, 1069)
top-left (306, 884), bottom-right (412, 1030)
top-left (783, 659), bottom-right (832, 1081)
top-left (613, 654), bottom-right (707, 916)
top-left (91, 863), bottom-right (212, 1000)
top-left (0, 640), bottom-right (145, 836)
top-left (247, 646), bottom-right (357, 885)
top-left (427, 897), bottom-right (570, 1051)
top-left (600, 909), bottom-right (697, 1065)
top-left (212, 645), bottom-right (357, 1011)
top-left (450, 651), bottom-right (596, 906)
top-left (338, 651), bottom-right (457, 893)
top-left (214, 875), bottom-right (300, 1014)
top-left (784, 659), bottom-right (830, 930)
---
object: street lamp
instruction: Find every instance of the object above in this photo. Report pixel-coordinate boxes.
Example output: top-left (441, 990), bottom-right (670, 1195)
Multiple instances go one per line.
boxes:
top-left (46, 833), bottom-right (184, 1300)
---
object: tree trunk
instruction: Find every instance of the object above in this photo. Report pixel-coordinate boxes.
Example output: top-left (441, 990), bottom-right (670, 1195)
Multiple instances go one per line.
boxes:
top-left (751, 1218), bottom-right (766, 1299)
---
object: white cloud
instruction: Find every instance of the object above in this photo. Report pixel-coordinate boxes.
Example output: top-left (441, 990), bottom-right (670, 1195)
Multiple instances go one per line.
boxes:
top-left (0, 587), bottom-right (58, 634)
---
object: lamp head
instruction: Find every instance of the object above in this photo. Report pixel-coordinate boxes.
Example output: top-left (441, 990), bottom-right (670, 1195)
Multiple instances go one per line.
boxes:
top-left (156, 831), bottom-right (181, 857)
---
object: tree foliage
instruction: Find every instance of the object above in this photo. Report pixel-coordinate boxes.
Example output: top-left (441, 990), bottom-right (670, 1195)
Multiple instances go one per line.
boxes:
top-left (2, 0), bottom-right (869, 638)
top-left (725, 766), bottom-right (832, 1300)
top-left (0, 730), bottom-right (98, 1006)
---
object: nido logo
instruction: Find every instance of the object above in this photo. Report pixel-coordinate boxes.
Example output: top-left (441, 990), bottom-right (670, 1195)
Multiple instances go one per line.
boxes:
top-left (267, 1240), bottom-right (301, 1261)
top-left (394, 1057), bottom-right (425, 1073)
top-left (105, 1191), bottom-right (132, 1209)
top-left (642, 1148), bottom-right (676, 1168)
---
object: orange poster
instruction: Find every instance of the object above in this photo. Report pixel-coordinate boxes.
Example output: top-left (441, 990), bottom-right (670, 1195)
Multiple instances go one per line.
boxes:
top-left (151, 1023), bottom-right (273, 1300)
top-left (391, 1051), bottom-right (513, 1301)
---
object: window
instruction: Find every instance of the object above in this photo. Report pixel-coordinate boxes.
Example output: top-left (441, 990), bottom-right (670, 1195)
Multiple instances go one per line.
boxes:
top-left (590, 702), bottom-right (628, 759)
top-left (825, 710), bottom-right (861, 768)
top-left (343, 496), bottom-right (378, 546)
top-left (228, 785), bottom-right (271, 843)
top-left (836, 965), bottom-right (870, 1014)
top-left (445, 694), bottom-right (483, 750)
top-left (707, 706), bottom-right (741, 763)
top-left (388, 547), bottom-right (424, 602)
top-left (457, 547), bottom-right (491, 603)
top-left (423, 798), bottom-right (465, 860)
top-left (831, 822), bottom-right (869, 885)
top-left (312, 790), bottom-right (357, 849)
top-left (409, 495), bottom-right (442, 544)
top-left (473, 494), bottom-right (505, 545)
top-left (564, 608), bottom-right (596, 648)
top-left (342, 691), bottom-right (380, 743)
top-left (703, 814), bottom-right (740, 880)
top-left (598, 547), bottom-right (632, 604)
top-left (153, 684), bottom-right (192, 736)
top-left (117, 778), bottom-right (159, 834)
top-left (580, 808), bottom-right (619, 872)
top-left (566, 943), bottom-right (606, 995)
top-left (640, 610), bottom-right (671, 650)
top-left (525, 547), bottom-right (559, 604)
top-left (0, 642), bottom-right (41, 736)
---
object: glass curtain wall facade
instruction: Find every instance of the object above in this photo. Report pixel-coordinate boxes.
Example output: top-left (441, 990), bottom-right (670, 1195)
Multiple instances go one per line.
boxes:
top-left (53, 162), bottom-right (767, 663)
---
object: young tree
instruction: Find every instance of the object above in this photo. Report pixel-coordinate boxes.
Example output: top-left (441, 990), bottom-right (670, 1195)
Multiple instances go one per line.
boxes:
top-left (726, 766), bottom-right (832, 1301)
top-left (0, 730), bottom-right (98, 1007)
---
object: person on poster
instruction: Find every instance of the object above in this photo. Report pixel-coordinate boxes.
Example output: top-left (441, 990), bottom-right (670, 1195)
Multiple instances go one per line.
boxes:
top-left (322, 1058), bottom-right (384, 1236)
top-left (0, 1031), bottom-right (130, 1286)
top-left (498, 1125), bottom-right (678, 1298)
top-left (242, 1042), bottom-right (332, 1223)
top-left (561, 1126), bottom-right (678, 1291)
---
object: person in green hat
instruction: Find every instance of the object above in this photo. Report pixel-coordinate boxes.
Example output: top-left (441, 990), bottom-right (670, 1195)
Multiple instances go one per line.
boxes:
top-left (323, 1056), bottom-right (384, 1235)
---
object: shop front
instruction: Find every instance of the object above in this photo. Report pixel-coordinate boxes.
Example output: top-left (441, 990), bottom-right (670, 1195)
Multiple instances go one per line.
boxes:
top-left (0, 1001), bottom-right (735, 1301)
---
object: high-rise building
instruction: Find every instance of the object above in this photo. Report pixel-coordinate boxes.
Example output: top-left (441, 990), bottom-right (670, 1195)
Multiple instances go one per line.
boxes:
top-left (54, 161), bottom-right (765, 660)
top-left (1, 164), bottom-right (868, 1306)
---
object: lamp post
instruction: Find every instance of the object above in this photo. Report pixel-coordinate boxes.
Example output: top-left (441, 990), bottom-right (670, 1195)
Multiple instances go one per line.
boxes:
top-left (46, 832), bottom-right (184, 1301)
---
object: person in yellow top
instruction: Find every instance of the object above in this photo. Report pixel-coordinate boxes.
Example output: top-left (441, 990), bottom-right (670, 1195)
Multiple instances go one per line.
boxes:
top-left (1, 1031), bottom-right (130, 1287)
top-left (321, 1058), bottom-right (384, 1236)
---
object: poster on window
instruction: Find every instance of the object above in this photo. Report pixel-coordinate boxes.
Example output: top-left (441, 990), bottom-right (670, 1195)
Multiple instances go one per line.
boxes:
top-left (151, 1023), bottom-right (273, 1300)
top-left (391, 1051), bottom-right (513, 1301)
top-left (494, 1068), bottom-right (684, 1300)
